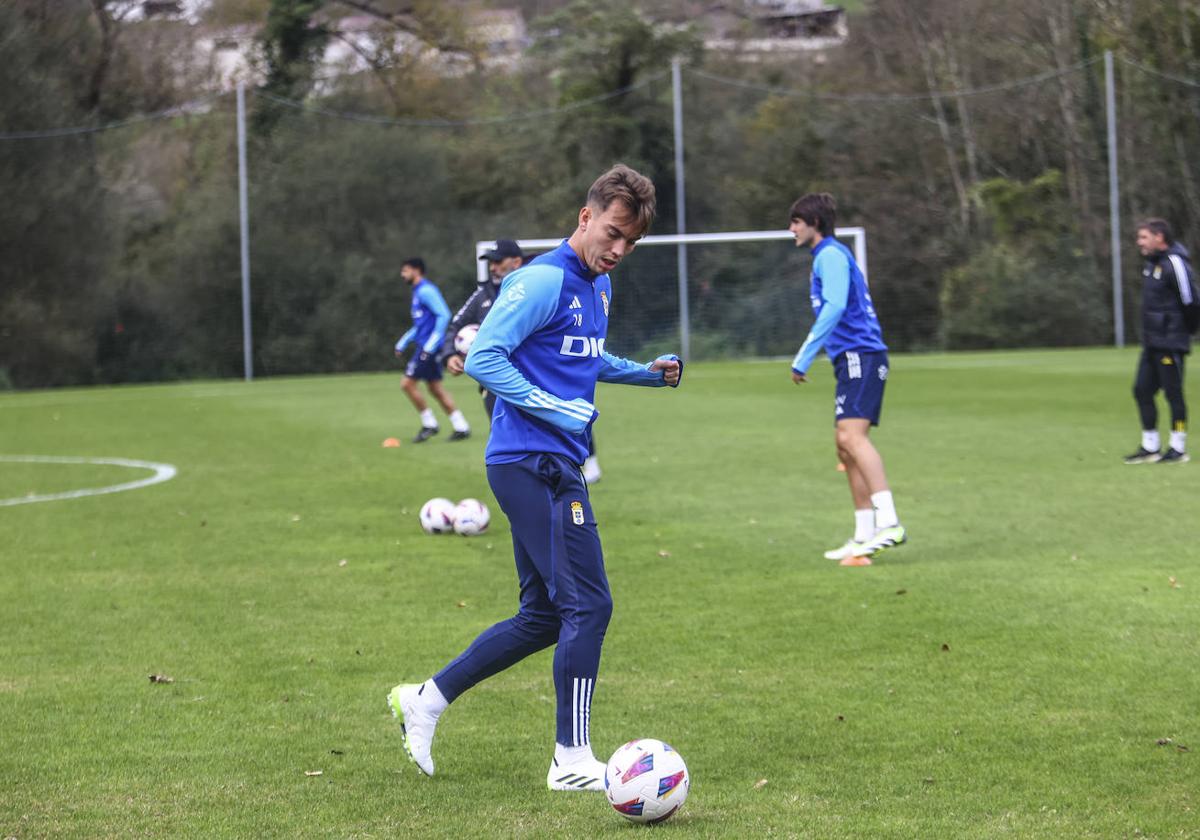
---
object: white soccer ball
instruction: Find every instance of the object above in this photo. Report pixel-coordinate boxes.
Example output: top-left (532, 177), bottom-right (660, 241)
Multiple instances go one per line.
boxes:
top-left (452, 498), bottom-right (490, 536)
top-left (454, 324), bottom-right (480, 356)
top-left (419, 498), bottom-right (456, 534)
top-left (605, 738), bottom-right (690, 825)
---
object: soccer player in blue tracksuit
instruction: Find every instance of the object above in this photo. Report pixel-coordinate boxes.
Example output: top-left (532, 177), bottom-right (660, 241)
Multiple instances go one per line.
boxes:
top-left (394, 257), bottom-right (472, 443)
top-left (788, 193), bottom-right (907, 561)
top-left (388, 165), bottom-right (683, 791)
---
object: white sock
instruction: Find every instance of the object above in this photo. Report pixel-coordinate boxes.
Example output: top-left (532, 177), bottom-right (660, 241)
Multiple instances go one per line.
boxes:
top-left (1170, 430), bottom-right (1186, 453)
top-left (418, 678), bottom-right (448, 717)
top-left (554, 743), bottom-right (596, 765)
top-left (871, 491), bottom-right (898, 529)
top-left (448, 409), bottom-right (469, 433)
top-left (853, 509), bottom-right (876, 543)
top-left (419, 408), bottom-right (437, 429)
top-left (1143, 430), bottom-right (1161, 452)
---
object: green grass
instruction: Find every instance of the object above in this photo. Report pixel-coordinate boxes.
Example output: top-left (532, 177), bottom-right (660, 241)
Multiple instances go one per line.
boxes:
top-left (1, 348), bottom-right (1197, 838)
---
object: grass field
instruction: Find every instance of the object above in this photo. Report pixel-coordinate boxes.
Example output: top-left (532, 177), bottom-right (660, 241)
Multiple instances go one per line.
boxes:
top-left (1, 348), bottom-right (1197, 838)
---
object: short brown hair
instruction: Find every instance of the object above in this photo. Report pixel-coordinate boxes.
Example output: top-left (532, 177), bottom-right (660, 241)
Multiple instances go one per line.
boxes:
top-left (586, 164), bottom-right (657, 237)
top-left (789, 193), bottom-right (837, 237)
top-left (1137, 218), bottom-right (1174, 245)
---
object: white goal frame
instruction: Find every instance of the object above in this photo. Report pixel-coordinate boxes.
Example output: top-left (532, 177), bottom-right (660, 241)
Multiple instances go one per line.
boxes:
top-left (473, 227), bottom-right (867, 360)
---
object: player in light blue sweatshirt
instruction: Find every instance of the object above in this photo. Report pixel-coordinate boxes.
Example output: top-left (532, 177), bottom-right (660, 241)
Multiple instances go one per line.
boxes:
top-left (388, 165), bottom-right (683, 792)
top-left (393, 257), bottom-right (471, 443)
top-left (789, 193), bottom-right (906, 562)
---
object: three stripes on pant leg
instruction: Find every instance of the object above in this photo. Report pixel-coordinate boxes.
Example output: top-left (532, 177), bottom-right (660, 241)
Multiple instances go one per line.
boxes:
top-left (571, 677), bottom-right (594, 747)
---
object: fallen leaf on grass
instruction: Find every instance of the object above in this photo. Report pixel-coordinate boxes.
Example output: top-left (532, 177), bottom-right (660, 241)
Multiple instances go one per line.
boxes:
top-left (836, 715), bottom-right (845, 722)
top-left (941, 644), bottom-right (951, 652)
top-left (1169, 576), bottom-right (1181, 589)
top-left (657, 550), bottom-right (672, 558)
top-left (1177, 744), bottom-right (1190, 752)
top-left (1157, 738), bottom-right (1173, 746)
top-left (338, 559), bottom-right (348, 567)
top-left (291, 514), bottom-right (301, 522)
top-left (753, 779), bottom-right (769, 789)
top-left (457, 601), bottom-right (467, 608)
top-left (148, 674), bottom-right (174, 684)
top-left (923, 777), bottom-right (936, 785)
top-left (896, 589), bottom-right (907, 595)
top-left (330, 750), bottom-right (344, 756)
top-left (304, 770), bottom-right (323, 777)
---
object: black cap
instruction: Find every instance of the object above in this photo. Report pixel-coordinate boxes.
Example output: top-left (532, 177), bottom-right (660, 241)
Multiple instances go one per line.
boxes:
top-left (478, 239), bottom-right (525, 261)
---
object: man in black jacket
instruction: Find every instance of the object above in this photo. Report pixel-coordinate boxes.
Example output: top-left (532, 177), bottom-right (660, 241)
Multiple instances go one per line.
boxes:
top-left (1125, 218), bottom-right (1196, 464)
top-left (440, 240), bottom-right (526, 420)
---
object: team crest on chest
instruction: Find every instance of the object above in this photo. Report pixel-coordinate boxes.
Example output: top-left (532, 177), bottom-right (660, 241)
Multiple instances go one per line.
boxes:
top-left (570, 501), bottom-right (585, 525)
top-left (600, 290), bottom-right (609, 316)
top-left (1154, 266), bottom-right (1163, 280)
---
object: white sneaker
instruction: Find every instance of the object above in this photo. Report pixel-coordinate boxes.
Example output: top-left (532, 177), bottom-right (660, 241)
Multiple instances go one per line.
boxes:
top-left (547, 756), bottom-right (607, 791)
top-left (388, 683), bottom-right (437, 776)
top-left (823, 539), bottom-right (865, 561)
top-left (582, 456), bottom-right (602, 484)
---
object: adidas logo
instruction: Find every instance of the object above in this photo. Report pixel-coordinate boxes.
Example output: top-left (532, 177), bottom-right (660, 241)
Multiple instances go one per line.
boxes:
top-left (568, 295), bottom-right (583, 310)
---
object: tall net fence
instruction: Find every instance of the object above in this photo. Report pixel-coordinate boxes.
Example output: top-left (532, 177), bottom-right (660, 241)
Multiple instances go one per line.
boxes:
top-left (5, 35), bottom-right (1200, 389)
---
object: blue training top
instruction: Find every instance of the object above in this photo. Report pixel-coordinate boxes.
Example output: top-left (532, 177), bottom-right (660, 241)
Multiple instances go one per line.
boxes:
top-left (395, 279), bottom-right (452, 356)
top-left (465, 240), bottom-right (677, 465)
top-left (792, 237), bottom-right (887, 375)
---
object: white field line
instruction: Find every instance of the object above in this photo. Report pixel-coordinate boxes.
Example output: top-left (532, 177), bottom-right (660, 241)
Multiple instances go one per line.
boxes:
top-left (0, 456), bottom-right (177, 507)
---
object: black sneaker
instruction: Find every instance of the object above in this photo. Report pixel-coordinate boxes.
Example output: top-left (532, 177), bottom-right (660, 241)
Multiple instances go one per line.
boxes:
top-left (1123, 447), bottom-right (1161, 464)
top-left (448, 430), bottom-right (471, 441)
top-left (412, 426), bottom-right (439, 443)
top-left (1160, 448), bottom-right (1190, 464)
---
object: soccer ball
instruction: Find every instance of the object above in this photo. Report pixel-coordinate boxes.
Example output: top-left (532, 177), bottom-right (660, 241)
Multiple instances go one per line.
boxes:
top-left (419, 498), bottom-right (456, 534)
top-left (605, 738), bottom-right (690, 825)
top-left (452, 498), bottom-right (490, 536)
top-left (454, 324), bottom-right (479, 356)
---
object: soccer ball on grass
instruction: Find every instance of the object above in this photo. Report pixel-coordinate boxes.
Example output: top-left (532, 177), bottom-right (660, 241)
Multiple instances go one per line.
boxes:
top-left (419, 498), bottom-right (456, 534)
top-left (452, 498), bottom-right (490, 536)
top-left (605, 738), bottom-right (690, 824)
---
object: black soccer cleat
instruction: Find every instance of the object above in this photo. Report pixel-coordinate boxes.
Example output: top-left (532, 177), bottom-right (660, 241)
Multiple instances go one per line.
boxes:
top-left (1123, 447), bottom-right (1161, 464)
top-left (1159, 448), bottom-right (1190, 464)
top-left (448, 430), bottom-right (471, 441)
top-left (412, 426), bottom-right (439, 444)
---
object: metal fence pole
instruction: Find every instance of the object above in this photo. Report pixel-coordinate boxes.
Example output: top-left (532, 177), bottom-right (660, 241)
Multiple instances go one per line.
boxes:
top-left (671, 57), bottom-right (690, 362)
top-left (237, 81), bottom-right (254, 381)
top-left (1105, 50), bottom-right (1125, 349)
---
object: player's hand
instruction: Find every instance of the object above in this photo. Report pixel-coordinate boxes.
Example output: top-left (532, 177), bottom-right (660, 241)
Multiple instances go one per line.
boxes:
top-left (446, 355), bottom-right (465, 376)
top-left (650, 357), bottom-right (681, 387)
top-left (792, 370), bottom-right (807, 384)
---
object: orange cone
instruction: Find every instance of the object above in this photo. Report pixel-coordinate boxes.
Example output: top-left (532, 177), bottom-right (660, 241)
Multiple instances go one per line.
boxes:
top-left (839, 555), bottom-right (872, 567)
top-left (382, 437), bottom-right (401, 448)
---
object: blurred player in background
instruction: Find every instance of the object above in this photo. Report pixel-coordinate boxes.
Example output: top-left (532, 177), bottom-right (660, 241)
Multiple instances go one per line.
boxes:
top-left (788, 193), bottom-right (906, 562)
top-left (1124, 218), bottom-right (1196, 465)
top-left (388, 164), bottom-right (682, 792)
top-left (441, 239), bottom-right (526, 419)
top-left (394, 257), bottom-right (471, 443)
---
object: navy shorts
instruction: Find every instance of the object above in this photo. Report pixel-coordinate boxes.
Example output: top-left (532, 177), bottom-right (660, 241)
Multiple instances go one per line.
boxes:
top-left (404, 352), bottom-right (442, 381)
top-left (833, 350), bottom-right (889, 426)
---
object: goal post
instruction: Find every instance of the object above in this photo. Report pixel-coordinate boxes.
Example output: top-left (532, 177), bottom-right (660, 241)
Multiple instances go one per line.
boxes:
top-left (473, 227), bottom-right (868, 362)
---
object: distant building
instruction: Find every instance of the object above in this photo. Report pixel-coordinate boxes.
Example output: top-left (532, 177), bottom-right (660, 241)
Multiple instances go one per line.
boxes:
top-left (706, 1), bottom-right (848, 56)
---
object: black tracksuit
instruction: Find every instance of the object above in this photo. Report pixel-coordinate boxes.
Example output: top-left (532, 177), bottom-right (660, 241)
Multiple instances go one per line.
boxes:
top-left (440, 279), bottom-right (502, 418)
top-left (1133, 243), bottom-right (1194, 434)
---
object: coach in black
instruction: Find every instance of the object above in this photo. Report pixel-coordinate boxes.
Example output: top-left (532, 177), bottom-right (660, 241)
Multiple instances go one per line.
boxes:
top-left (440, 239), bottom-right (525, 420)
top-left (1124, 218), bottom-right (1197, 465)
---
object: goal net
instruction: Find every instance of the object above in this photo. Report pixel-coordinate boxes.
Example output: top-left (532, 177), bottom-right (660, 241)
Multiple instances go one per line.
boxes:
top-left (473, 228), bottom-right (867, 363)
